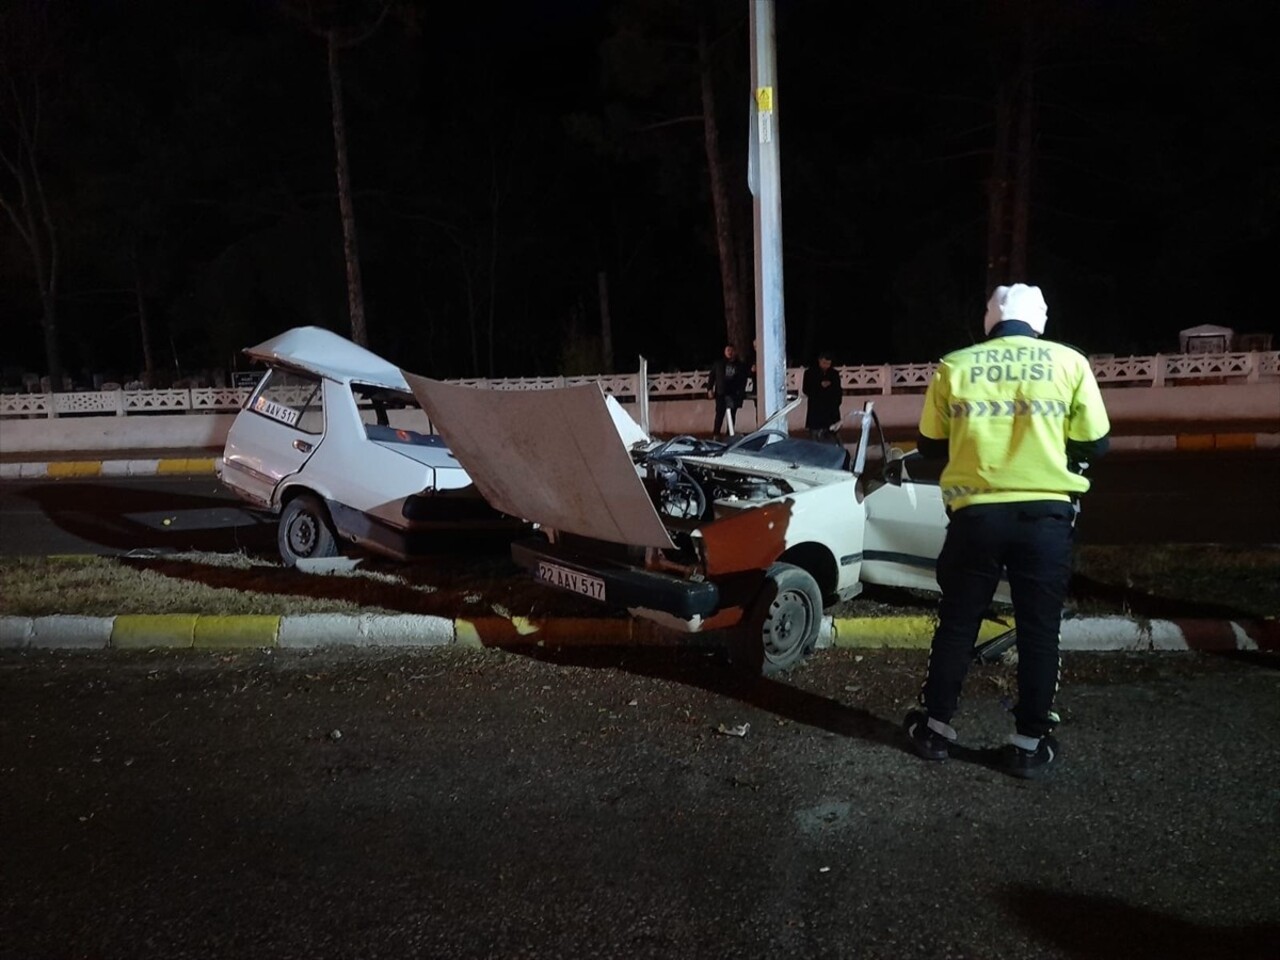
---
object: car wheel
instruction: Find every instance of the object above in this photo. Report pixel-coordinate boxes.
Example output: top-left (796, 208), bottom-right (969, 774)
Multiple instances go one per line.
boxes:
top-left (737, 562), bottom-right (824, 676)
top-left (278, 494), bottom-right (340, 567)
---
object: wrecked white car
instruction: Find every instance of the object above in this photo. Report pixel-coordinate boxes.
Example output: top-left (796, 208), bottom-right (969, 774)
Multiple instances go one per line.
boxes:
top-left (218, 326), bottom-right (512, 566)
top-left (407, 377), bottom-right (980, 673)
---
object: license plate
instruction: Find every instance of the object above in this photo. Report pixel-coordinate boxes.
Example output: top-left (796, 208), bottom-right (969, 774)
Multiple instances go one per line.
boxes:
top-left (535, 561), bottom-right (606, 602)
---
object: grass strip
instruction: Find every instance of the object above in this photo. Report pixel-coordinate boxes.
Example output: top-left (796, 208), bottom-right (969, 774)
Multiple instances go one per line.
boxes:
top-left (1, 545), bottom-right (1276, 620)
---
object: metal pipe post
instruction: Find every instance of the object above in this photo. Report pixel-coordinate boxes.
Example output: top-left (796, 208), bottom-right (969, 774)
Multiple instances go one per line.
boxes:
top-left (749, 0), bottom-right (787, 421)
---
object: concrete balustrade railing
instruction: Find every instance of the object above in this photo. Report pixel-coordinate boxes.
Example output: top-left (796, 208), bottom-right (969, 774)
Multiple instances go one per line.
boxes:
top-left (1, 351), bottom-right (1276, 455)
top-left (3, 351), bottom-right (1276, 420)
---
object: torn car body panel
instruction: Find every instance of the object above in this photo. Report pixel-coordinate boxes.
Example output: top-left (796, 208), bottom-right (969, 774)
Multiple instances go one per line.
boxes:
top-left (680, 452), bottom-right (866, 591)
top-left (405, 375), bottom-right (676, 550)
top-left (696, 500), bottom-right (797, 576)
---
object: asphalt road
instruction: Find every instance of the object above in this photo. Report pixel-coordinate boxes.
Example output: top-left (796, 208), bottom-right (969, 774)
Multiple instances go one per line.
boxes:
top-left (0, 475), bottom-right (277, 557)
top-left (1, 646), bottom-right (1276, 960)
top-left (0, 452), bottom-right (1276, 558)
top-left (1079, 450), bottom-right (1280, 545)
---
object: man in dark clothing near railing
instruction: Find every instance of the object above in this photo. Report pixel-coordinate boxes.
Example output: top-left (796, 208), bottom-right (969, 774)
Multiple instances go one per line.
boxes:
top-left (803, 351), bottom-right (843, 441)
top-left (706, 344), bottom-right (750, 437)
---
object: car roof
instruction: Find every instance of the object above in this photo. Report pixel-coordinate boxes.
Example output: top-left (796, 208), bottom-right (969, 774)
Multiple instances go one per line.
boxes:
top-left (244, 326), bottom-right (409, 392)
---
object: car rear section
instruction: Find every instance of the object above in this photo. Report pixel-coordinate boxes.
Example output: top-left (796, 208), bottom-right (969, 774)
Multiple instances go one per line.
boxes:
top-left (220, 367), bottom-right (326, 509)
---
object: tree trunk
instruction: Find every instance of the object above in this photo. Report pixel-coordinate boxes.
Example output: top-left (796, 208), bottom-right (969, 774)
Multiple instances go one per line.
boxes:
top-left (464, 267), bottom-right (480, 378)
top-left (486, 161), bottom-right (500, 378)
top-left (40, 289), bottom-right (62, 389)
top-left (698, 24), bottom-right (748, 355)
top-left (597, 270), bottom-right (613, 373)
top-left (5, 185), bottom-right (63, 388)
top-left (327, 30), bottom-right (368, 346)
top-left (985, 82), bottom-right (1013, 295)
top-left (134, 253), bottom-right (154, 382)
top-left (1009, 15), bottom-right (1035, 282)
top-left (21, 215), bottom-right (63, 389)
top-left (1, 149), bottom-right (63, 386)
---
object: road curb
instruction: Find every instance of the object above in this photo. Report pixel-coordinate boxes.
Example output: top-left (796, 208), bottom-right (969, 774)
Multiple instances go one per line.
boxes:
top-left (0, 613), bottom-right (1275, 653)
top-left (0, 457), bottom-right (217, 480)
top-left (827, 616), bottom-right (1018, 650)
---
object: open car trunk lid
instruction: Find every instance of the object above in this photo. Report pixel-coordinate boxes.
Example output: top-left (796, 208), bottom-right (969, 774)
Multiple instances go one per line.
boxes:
top-left (244, 326), bottom-right (409, 392)
top-left (404, 376), bottom-right (675, 549)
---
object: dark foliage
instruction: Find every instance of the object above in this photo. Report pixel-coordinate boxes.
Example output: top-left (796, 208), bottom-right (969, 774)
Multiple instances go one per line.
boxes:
top-left (1, 0), bottom-right (1276, 384)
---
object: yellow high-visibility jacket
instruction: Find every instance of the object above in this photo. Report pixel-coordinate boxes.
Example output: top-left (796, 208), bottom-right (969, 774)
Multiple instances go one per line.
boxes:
top-left (918, 335), bottom-right (1111, 511)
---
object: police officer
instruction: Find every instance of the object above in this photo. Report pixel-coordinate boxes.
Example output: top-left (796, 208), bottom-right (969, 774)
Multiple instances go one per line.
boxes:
top-left (903, 283), bottom-right (1111, 778)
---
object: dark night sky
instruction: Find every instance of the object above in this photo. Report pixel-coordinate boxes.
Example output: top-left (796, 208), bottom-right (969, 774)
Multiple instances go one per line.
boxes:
top-left (1, 0), bottom-right (1277, 384)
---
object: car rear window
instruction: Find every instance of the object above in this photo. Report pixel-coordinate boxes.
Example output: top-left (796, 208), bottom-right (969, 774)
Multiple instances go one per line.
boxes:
top-left (351, 383), bottom-right (435, 440)
top-left (250, 369), bottom-right (324, 434)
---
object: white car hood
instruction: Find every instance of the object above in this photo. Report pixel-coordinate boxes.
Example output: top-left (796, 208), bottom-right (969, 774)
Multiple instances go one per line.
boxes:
top-left (245, 326), bottom-right (409, 392)
top-left (404, 375), bottom-right (675, 549)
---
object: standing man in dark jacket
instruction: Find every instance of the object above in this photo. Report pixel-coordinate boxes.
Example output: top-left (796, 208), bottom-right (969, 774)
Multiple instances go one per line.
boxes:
top-left (803, 351), bottom-right (843, 441)
top-left (903, 283), bottom-right (1111, 779)
top-left (706, 344), bottom-right (749, 437)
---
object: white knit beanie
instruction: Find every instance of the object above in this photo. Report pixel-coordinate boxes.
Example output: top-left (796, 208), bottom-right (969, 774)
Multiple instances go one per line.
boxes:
top-left (983, 283), bottom-right (1048, 335)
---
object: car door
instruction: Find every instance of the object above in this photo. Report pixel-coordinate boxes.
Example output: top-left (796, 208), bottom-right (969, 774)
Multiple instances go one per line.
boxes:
top-left (221, 367), bottom-right (325, 507)
top-left (861, 453), bottom-right (1011, 602)
top-left (860, 454), bottom-right (949, 592)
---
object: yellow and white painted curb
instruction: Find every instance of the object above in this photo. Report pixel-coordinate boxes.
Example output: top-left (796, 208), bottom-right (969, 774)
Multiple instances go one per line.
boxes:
top-left (824, 616), bottom-right (1015, 650)
top-left (0, 613), bottom-right (1275, 653)
top-left (0, 457), bottom-right (218, 480)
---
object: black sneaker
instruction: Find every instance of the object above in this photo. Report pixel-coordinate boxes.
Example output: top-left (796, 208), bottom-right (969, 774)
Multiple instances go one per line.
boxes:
top-left (902, 710), bottom-right (955, 761)
top-left (1002, 734), bottom-right (1060, 779)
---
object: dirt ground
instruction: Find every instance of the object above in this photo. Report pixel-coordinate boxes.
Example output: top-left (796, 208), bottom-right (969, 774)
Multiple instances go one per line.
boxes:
top-left (2, 644), bottom-right (1277, 959)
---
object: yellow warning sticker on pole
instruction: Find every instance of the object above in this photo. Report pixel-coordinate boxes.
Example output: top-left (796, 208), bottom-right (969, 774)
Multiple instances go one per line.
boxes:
top-left (755, 86), bottom-right (774, 112)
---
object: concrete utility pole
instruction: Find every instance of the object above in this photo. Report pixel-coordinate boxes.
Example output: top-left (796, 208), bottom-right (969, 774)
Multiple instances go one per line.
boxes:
top-left (748, 0), bottom-right (787, 420)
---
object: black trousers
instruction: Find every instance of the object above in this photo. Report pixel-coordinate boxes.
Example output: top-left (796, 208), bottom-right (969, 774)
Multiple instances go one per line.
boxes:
top-left (920, 500), bottom-right (1075, 738)
top-left (713, 395), bottom-right (741, 435)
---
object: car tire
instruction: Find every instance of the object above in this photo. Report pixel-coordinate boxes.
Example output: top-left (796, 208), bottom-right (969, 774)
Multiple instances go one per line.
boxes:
top-left (736, 562), bottom-right (824, 676)
top-left (278, 494), bottom-right (340, 567)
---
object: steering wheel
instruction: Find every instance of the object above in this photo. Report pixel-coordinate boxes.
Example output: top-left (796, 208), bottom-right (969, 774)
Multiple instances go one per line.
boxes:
top-left (658, 475), bottom-right (706, 519)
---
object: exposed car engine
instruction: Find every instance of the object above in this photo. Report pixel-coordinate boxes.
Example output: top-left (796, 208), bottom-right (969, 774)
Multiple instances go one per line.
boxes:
top-left (634, 436), bottom-right (793, 522)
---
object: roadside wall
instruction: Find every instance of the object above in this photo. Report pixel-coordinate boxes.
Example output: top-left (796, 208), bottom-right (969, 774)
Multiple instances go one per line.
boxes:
top-left (0, 413), bottom-right (238, 453)
top-left (1, 382), bottom-right (1276, 454)
top-left (641, 382), bottom-right (1280, 441)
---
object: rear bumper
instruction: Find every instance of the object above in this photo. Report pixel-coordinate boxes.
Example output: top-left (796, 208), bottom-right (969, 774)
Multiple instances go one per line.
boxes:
top-left (511, 538), bottom-right (719, 620)
top-left (401, 491), bottom-right (520, 526)
top-left (327, 499), bottom-right (519, 561)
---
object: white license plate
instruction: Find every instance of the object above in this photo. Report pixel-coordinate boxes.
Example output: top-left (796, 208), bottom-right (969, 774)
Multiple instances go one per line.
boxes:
top-left (535, 561), bottom-right (606, 602)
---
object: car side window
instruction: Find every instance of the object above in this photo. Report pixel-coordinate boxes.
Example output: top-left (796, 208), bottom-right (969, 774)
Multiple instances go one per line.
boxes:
top-left (249, 368), bottom-right (324, 435)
